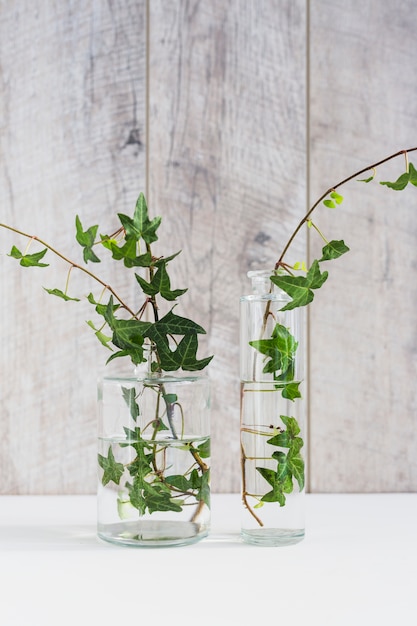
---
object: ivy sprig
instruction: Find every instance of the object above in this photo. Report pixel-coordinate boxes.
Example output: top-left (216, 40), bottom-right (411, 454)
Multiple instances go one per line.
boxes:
top-left (3, 192), bottom-right (213, 373)
top-left (243, 147), bottom-right (417, 526)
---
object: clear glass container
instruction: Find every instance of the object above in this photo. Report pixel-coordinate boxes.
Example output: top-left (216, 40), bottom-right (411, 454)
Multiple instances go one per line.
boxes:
top-left (97, 375), bottom-right (210, 547)
top-left (240, 270), bottom-right (306, 546)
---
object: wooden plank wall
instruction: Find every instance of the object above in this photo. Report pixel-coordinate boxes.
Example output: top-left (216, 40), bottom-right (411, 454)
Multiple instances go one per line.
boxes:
top-left (0, 1), bottom-right (416, 494)
top-left (308, 0), bottom-right (417, 492)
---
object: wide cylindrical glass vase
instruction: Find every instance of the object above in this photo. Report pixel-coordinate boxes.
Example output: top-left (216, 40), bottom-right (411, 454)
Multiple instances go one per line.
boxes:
top-left (97, 374), bottom-right (210, 547)
top-left (240, 270), bottom-right (306, 546)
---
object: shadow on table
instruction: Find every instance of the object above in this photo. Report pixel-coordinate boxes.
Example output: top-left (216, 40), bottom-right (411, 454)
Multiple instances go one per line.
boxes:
top-left (0, 526), bottom-right (244, 551)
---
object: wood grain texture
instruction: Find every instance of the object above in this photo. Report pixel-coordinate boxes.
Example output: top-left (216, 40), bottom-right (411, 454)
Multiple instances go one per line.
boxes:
top-left (147, 0), bottom-right (307, 492)
top-left (5, 0), bottom-right (414, 496)
top-left (308, 0), bottom-right (417, 491)
top-left (0, 1), bottom-right (147, 493)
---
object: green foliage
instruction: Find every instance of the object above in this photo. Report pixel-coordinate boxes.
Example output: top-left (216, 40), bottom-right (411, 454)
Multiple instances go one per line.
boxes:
top-left (271, 260), bottom-right (328, 310)
top-left (6, 191), bottom-right (213, 374)
top-left (118, 193), bottom-right (161, 244)
top-left (121, 386), bottom-right (140, 421)
top-left (98, 447), bottom-right (125, 486)
top-left (244, 151), bottom-right (417, 523)
top-left (319, 239), bottom-right (350, 261)
top-left (135, 260), bottom-right (187, 301)
top-left (3, 192), bottom-right (213, 522)
top-left (75, 216), bottom-right (100, 263)
top-left (323, 190), bottom-right (343, 208)
top-left (249, 323), bottom-right (301, 400)
top-left (380, 162), bottom-right (417, 190)
top-left (43, 287), bottom-right (80, 302)
top-left (256, 415), bottom-right (304, 507)
top-left (9, 245), bottom-right (49, 267)
top-left (99, 426), bottom-right (211, 516)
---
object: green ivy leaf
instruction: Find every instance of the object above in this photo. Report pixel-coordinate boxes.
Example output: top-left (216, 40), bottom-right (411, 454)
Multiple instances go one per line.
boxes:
top-left (358, 173), bottom-right (375, 183)
top-left (108, 319), bottom-right (149, 365)
top-left (75, 216), bottom-right (100, 263)
top-left (136, 262), bottom-right (187, 301)
top-left (101, 235), bottom-right (153, 268)
top-left (128, 473), bottom-right (182, 514)
top-left (319, 239), bottom-right (350, 261)
top-left (249, 323), bottom-right (297, 379)
top-left (330, 191), bottom-right (344, 204)
top-left (380, 164), bottom-right (417, 190)
top-left (43, 287), bottom-right (80, 302)
top-left (281, 414), bottom-right (301, 437)
top-left (197, 469), bottom-right (210, 507)
top-left (103, 297), bottom-right (152, 365)
top-left (196, 437), bottom-right (210, 459)
top-left (121, 386), bottom-right (140, 421)
top-left (9, 245), bottom-right (49, 267)
top-left (86, 320), bottom-right (113, 350)
top-left (256, 466), bottom-right (293, 506)
top-left (287, 452), bottom-right (305, 491)
top-left (267, 415), bottom-right (303, 454)
top-left (118, 193), bottom-right (161, 244)
top-left (165, 474), bottom-right (192, 492)
top-left (271, 260), bottom-right (328, 311)
top-left (143, 309), bottom-right (212, 371)
top-left (135, 273), bottom-right (159, 297)
top-left (151, 309), bottom-right (208, 336)
top-left (277, 381), bottom-right (302, 401)
top-left (98, 447), bottom-right (124, 486)
top-left (156, 333), bottom-right (213, 371)
top-left (153, 251), bottom-right (182, 267)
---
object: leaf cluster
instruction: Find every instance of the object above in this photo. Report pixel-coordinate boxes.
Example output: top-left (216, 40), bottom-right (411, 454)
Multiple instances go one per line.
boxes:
top-left (246, 156), bottom-right (417, 519)
top-left (7, 193), bottom-right (213, 373)
top-left (271, 239), bottom-right (349, 311)
top-left (256, 415), bottom-right (304, 507)
top-left (249, 323), bottom-right (301, 401)
top-left (98, 383), bottom-right (210, 515)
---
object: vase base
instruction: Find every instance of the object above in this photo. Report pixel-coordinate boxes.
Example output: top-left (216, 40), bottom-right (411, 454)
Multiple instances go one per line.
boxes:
top-left (241, 528), bottom-right (304, 547)
top-left (98, 520), bottom-right (209, 548)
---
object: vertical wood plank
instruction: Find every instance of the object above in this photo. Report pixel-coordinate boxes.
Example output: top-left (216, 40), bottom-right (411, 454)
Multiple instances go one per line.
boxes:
top-left (148, 0), bottom-right (307, 492)
top-left (0, 0), bottom-right (147, 493)
top-left (309, 0), bottom-right (417, 491)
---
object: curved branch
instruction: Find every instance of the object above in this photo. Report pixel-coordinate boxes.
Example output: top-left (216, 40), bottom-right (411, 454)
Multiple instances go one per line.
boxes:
top-left (275, 146), bottom-right (417, 268)
top-left (0, 223), bottom-right (138, 317)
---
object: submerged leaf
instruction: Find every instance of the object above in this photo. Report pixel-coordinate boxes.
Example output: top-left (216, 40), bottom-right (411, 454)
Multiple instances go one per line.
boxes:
top-left (121, 386), bottom-right (140, 421)
top-left (98, 447), bottom-right (124, 486)
top-left (249, 323), bottom-right (298, 380)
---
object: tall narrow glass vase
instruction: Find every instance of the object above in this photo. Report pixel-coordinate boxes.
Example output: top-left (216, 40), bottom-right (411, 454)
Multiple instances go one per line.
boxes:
top-left (97, 374), bottom-right (210, 547)
top-left (240, 270), bottom-right (306, 546)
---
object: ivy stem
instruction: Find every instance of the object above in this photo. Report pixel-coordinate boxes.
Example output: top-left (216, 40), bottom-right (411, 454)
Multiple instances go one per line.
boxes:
top-left (275, 146), bottom-right (417, 269)
top-left (0, 223), bottom-right (138, 318)
top-left (64, 265), bottom-right (74, 296)
top-left (309, 221), bottom-right (329, 244)
top-left (259, 146), bottom-right (417, 342)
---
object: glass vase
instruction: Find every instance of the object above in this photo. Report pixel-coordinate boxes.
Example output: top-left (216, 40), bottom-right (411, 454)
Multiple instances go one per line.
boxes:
top-left (97, 374), bottom-right (210, 547)
top-left (240, 270), bottom-right (306, 546)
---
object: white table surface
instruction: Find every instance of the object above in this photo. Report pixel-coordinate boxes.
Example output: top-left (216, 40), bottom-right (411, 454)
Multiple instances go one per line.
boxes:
top-left (0, 493), bottom-right (416, 626)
